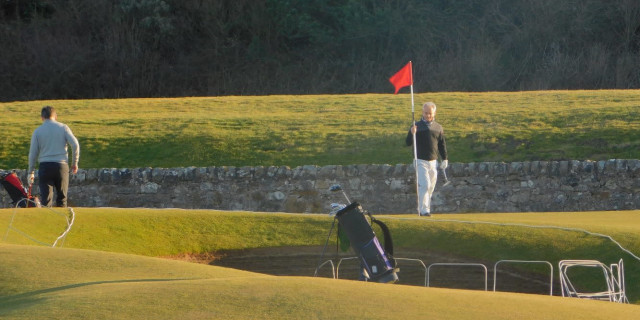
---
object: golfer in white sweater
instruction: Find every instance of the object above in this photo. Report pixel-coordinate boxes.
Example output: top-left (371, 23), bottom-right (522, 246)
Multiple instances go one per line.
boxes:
top-left (28, 106), bottom-right (80, 207)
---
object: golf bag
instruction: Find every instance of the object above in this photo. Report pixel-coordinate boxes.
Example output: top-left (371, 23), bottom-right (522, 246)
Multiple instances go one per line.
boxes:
top-left (335, 202), bottom-right (398, 283)
top-left (1, 171), bottom-right (40, 208)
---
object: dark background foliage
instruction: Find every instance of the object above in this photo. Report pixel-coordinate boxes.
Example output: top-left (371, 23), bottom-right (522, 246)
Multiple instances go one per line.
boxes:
top-left (2, 0), bottom-right (640, 101)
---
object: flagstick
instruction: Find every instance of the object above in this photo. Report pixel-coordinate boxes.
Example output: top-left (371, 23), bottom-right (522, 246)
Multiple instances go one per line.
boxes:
top-left (408, 62), bottom-right (420, 216)
top-left (389, 60), bottom-right (420, 215)
top-left (411, 97), bottom-right (420, 215)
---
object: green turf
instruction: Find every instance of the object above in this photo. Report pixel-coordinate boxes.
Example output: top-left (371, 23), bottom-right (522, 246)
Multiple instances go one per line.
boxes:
top-left (0, 208), bottom-right (330, 256)
top-left (1, 244), bottom-right (639, 319)
top-left (1, 208), bottom-right (639, 315)
top-left (1, 89), bottom-right (639, 317)
top-left (2, 90), bottom-right (639, 169)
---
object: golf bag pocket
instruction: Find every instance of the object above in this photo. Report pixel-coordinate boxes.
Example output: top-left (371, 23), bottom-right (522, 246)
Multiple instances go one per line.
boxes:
top-left (359, 237), bottom-right (394, 277)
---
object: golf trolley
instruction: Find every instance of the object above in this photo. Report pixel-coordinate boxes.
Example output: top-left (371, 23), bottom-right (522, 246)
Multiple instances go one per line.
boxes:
top-left (1, 170), bottom-right (75, 247)
top-left (315, 184), bottom-right (398, 284)
top-left (1, 170), bottom-right (40, 208)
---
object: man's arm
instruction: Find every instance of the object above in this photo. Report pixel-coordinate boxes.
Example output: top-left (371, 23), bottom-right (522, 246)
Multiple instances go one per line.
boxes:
top-left (438, 131), bottom-right (448, 161)
top-left (405, 129), bottom-right (413, 146)
top-left (65, 125), bottom-right (80, 173)
top-left (28, 132), bottom-right (39, 184)
top-left (28, 132), bottom-right (39, 174)
top-left (406, 123), bottom-right (418, 146)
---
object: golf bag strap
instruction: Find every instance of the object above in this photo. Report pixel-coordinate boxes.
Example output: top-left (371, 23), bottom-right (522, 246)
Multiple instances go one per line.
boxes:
top-left (371, 218), bottom-right (396, 268)
top-left (361, 209), bottom-right (394, 255)
top-left (370, 218), bottom-right (394, 256)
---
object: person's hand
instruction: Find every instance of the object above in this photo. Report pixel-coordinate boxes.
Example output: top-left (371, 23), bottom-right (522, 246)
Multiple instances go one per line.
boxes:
top-left (71, 165), bottom-right (78, 174)
top-left (410, 125), bottom-right (417, 134)
top-left (440, 160), bottom-right (448, 170)
top-left (28, 172), bottom-right (35, 185)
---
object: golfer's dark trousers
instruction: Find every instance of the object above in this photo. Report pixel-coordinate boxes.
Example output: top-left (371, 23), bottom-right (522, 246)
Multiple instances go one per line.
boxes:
top-left (38, 162), bottom-right (69, 207)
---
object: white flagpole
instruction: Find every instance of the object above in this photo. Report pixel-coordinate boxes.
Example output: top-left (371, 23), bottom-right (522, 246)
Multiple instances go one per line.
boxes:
top-left (409, 62), bottom-right (420, 216)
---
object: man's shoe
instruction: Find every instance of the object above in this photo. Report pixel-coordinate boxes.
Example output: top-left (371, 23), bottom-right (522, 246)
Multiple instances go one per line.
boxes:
top-left (419, 212), bottom-right (431, 217)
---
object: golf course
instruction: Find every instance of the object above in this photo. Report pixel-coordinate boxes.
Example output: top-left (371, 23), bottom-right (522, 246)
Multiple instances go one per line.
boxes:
top-left (1, 90), bottom-right (640, 318)
top-left (1, 208), bottom-right (639, 319)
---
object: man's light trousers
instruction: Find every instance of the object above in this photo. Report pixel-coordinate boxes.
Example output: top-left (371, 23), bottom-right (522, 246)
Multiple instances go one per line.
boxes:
top-left (416, 159), bottom-right (438, 215)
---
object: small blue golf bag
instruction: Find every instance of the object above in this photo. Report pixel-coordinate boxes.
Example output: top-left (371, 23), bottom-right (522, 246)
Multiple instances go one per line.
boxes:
top-left (335, 202), bottom-right (398, 283)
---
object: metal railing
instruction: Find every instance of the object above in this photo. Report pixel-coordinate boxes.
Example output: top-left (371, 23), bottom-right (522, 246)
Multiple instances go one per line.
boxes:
top-left (559, 259), bottom-right (628, 303)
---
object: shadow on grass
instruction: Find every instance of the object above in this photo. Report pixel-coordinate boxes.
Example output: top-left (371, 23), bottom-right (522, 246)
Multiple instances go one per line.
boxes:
top-left (0, 278), bottom-right (198, 312)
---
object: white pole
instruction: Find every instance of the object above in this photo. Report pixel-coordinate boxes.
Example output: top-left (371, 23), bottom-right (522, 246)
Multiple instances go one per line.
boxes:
top-left (409, 62), bottom-right (420, 216)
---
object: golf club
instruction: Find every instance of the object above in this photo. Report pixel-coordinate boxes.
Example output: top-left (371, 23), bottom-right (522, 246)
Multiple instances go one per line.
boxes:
top-left (329, 203), bottom-right (346, 216)
top-left (441, 168), bottom-right (451, 187)
top-left (329, 184), bottom-right (350, 203)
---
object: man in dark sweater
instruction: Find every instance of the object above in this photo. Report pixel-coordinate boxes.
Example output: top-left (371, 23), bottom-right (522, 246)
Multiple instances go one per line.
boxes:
top-left (28, 106), bottom-right (80, 207)
top-left (406, 102), bottom-right (448, 216)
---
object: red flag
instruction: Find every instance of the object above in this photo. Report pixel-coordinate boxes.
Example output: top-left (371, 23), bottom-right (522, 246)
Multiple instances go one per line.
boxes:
top-left (389, 61), bottom-right (412, 94)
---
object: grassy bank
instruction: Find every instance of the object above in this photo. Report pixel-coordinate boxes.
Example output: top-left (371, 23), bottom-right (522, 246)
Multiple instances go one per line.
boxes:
top-left (1, 208), bottom-right (639, 304)
top-left (2, 90), bottom-right (639, 169)
top-left (2, 244), bottom-right (639, 319)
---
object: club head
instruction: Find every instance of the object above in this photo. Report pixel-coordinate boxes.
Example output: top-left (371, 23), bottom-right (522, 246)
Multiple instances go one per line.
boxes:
top-left (443, 180), bottom-right (451, 187)
top-left (329, 203), bottom-right (346, 216)
top-left (330, 203), bottom-right (346, 209)
top-left (329, 184), bottom-right (342, 192)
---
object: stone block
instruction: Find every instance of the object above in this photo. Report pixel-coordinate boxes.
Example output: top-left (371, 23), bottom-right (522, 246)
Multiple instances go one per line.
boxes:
top-left (492, 162), bottom-right (507, 176)
top-left (200, 182), bottom-right (214, 191)
top-left (266, 166), bottom-right (279, 177)
top-left (450, 162), bottom-right (463, 177)
top-left (317, 165), bottom-right (336, 178)
top-left (85, 168), bottom-right (99, 182)
top-left (530, 161), bottom-right (540, 175)
top-left (141, 182), bottom-right (159, 194)
top-left (253, 166), bottom-right (265, 178)
top-left (597, 160), bottom-right (606, 174)
top-left (394, 163), bottom-right (408, 175)
top-left (389, 178), bottom-right (406, 191)
top-left (237, 166), bottom-right (252, 179)
top-left (509, 162), bottom-right (523, 175)
top-left (628, 159), bottom-right (640, 173)
top-left (478, 162), bottom-right (489, 175)
top-left (559, 161), bottom-right (569, 175)
top-left (539, 161), bottom-right (549, 175)
top-left (582, 161), bottom-right (595, 173)
top-left (224, 166), bottom-right (237, 179)
top-left (315, 180), bottom-right (332, 190)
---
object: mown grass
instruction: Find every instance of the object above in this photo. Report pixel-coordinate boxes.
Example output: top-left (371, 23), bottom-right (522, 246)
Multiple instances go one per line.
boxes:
top-left (1, 91), bottom-right (639, 318)
top-left (1, 244), bottom-right (639, 320)
top-left (1, 90), bottom-right (639, 170)
top-left (0, 208), bottom-right (342, 257)
top-left (1, 208), bottom-right (639, 309)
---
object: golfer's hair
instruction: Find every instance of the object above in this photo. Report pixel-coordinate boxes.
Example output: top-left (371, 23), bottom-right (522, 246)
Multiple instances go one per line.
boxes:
top-left (423, 102), bottom-right (436, 112)
top-left (41, 106), bottom-right (55, 119)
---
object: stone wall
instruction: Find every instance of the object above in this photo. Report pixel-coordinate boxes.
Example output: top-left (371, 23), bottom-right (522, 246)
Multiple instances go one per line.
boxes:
top-left (2, 159), bottom-right (639, 213)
